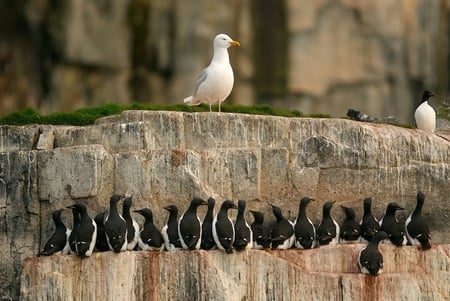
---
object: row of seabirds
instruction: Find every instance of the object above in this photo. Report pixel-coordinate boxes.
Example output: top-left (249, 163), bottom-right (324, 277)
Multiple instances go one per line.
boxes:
top-left (184, 34), bottom-right (437, 133)
top-left (41, 191), bottom-right (431, 277)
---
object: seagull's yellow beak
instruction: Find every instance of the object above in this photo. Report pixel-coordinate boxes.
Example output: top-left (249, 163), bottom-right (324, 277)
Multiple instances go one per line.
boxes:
top-left (230, 40), bottom-right (240, 47)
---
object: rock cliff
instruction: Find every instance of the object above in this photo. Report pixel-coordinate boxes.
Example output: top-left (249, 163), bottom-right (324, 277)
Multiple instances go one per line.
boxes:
top-left (0, 111), bottom-right (449, 300)
top-left (20, 245), bottom-right (450, 301)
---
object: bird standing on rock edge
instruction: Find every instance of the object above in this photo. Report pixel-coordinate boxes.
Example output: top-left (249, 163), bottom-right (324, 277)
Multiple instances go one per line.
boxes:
top-left (359, 197), bottom-right (380, 243)
top-left (94, 211), bottom-right (109, 252)
top-left (213, 200), bottom-right (238, 254)
top-left (183, 33), bottom-right (240, 112)
top-left (339, 205), bottom-right (361, 244)
top-left (201, 197), bottom-right (217, 250)
top-left (294, 197), bottom-right (317, 249)
top-left (233, 200), bottom-right (253, 251)
top-left (358, 231), bottom-right (388, 276)
top-left (40, 209), bottom-right (71, 256)
top-left (270, 204), bottom-right (295, 250)
top-left (405, 191), bottom-right (431, 250)
top-left (250, 210), bottom-right (271, 249)
top-left (122, 196), bottom-right (139, 251)
top-left (316, 201), bottom-right (340, 246)
top-left (66, 203), bottom-right (97, 257)
top-left (104, 194), bottom-right (128, 253)
top-left (161, 204), bottom-right (183, 251)
top-left (414, 90), bottom-right (436, 132)
top-left (178, 197), bottom-right (208, 250)
top-left (134, 208), bottom-right (163, 251)
top-left (379, 202), bottom-right (407, 246)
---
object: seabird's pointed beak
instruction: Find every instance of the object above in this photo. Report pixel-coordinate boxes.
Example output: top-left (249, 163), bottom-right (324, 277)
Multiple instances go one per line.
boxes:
top-left (230, 40), bottom-right (240, 47)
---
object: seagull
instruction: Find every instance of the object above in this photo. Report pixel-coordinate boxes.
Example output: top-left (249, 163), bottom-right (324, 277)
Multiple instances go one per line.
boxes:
top-left (183, 33), bottom-right (240, 112)
top-left (414, 90), bottom-right (436, 132)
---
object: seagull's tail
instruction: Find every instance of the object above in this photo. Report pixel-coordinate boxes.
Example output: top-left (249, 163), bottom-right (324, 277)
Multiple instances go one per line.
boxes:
top-left (183, 96), bottom-right (201, 106)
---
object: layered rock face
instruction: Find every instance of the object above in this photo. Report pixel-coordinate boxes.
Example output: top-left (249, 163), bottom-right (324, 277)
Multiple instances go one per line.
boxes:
top-left (20, 245), bottom-right (450, 301)
top-left (0, 111), bottom-right (449, 300)
top-left (1, 0), bottom-right (447, 121)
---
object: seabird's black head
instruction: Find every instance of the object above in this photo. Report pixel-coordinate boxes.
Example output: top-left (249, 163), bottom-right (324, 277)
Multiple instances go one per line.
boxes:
top-left (363, 197), bottom-right (372, 208)
top-left (299, 197), bottom-right (314, 209)
top-left (340, 205), bottom-right (356, 220)
top-left (123, 196), bottom-right (132, 210)
top-left (421, 90), bottom-right (434, 102)
top-left (417, 191), bottom-right (425, 206)
top-left (250, 210), bottom-right (264, 224)
top-left (110, 194), bottom-right (122, 205)
top-left (134, 208), bottom-right (154, 222)
top-left (94, 211), bottom-right (106, 225)
top-left (270, 204), bottom-right (284, 220)
top-left (189, 197), bottom-right (208, 208)
top-left (67, 203), bottom-right (88, 214)
top-left (207, 197), bottom-right (216, 209)
top-left (52, 209), bottom-right (64, 219)
top-left (164, 204), bottom-right (178, 214)
top-left (322, 201), bottom-right (336, 215)
top-left (237, 200), bottom-right (246, 212)
top-left (220, 200), bottom-right (238, 210)
top-left (372, 231), bottom-right (388, 243)
top-left (386, 202), bottom-right (404, 214)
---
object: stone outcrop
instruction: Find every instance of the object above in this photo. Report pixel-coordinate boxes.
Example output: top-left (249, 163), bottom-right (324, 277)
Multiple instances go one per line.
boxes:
top-left (1, 1), bottom-right (448, 122)
top-left (0, 111), bottom-right (449, 300)
top-left (21, 245), bottom-right (450, 301)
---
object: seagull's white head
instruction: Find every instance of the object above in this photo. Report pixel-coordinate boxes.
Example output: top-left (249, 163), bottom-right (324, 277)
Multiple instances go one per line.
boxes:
top-left (214, 34), bottom-right (240, 49)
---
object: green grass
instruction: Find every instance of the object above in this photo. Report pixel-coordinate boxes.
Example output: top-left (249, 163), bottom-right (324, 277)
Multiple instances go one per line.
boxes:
top-left (437, 102), bottom-right (450, 120)
top-left (5, 101), bottom-right (447, 127)
top-left (0, 103), bottom-right (315, 126)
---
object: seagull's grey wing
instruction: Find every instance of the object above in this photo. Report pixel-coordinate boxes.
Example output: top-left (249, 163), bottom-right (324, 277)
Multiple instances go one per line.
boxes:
top-left (193, 67), bottom-right (209, 96)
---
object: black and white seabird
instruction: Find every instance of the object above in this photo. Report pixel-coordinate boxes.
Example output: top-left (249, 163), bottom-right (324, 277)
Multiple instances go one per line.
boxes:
top-left (68, 205), bottom-right (81, 254)
top-left (339, 205), bottom-right (361, 244)
top-left (379, 202), bottom-right (407, 246)
top-left (359, 197), bottom-right (380, 243)
top-left (358, 231), bottom-right (388, 276)
top-left (104, 194), bottom-right (127, 253)
top-left (66, 203), bottom-right (97, 257)
top-left (213, 200), bottom-right (238, 253)
top-left (317, 201), bottom-right (340, 246)
top-left (270, 204), bottom-right (295, 250)
top-left (178, 197), bottom-right (208, 250)
top-left (40, 209), bottom-right (71, 256)
top-left (233, 200), bottom-right (253, 251)
top-left (122, 196), bottom-right (139, 251)
top-left (94, 211), bottom-right (109, 252)
top-left (405, 191), bottom-right (431, 250)
top-left (134, 208), bottom-right (163, 250)
top-left (250, 210), bottom-right (271, 249)
top-left (294, 197), bottom-right (316, 249)
top-left (201, 197), bottom-right (216, 250)
top-left (161, 204), bottom-right (182, 251)
top-left (414, 90), bottom-right (436, 132)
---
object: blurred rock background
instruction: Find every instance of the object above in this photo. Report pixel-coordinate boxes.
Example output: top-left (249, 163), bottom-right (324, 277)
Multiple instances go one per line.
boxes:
top-left (0, 0), bottom-right (448, 122)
